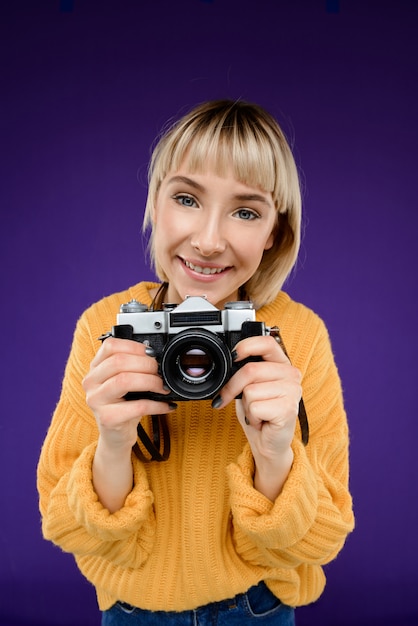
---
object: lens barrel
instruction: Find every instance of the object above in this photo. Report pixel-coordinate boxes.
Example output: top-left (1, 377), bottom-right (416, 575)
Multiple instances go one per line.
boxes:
top-left (160, 329), bottom-right (232, 400)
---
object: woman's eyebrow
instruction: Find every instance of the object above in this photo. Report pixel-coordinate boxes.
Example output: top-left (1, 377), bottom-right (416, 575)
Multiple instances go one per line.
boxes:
top-left (234, 193), bottom-right (271, 206)
top-left (166, 175), bottom-right (205, 192)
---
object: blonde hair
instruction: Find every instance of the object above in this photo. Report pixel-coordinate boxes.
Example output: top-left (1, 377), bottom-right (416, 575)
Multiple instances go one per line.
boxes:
top-left (143, 100), bottom-right (302, 307)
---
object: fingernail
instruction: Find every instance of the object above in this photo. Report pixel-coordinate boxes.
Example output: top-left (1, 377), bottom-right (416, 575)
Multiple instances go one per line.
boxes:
top-left (211, 394), bottom-right (223, 409)
top-left (168, 402), bottom-right (178, 410)
top-left (244, 416), bottom-right (250, 425)
top-left (145, 346), bottom-right (156, 357)
top-left (231, 350), bottom-right (238, 361)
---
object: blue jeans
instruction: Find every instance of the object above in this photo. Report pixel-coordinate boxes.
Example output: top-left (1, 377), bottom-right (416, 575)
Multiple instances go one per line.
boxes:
top-left (101, 581), bottom-right (295, 625)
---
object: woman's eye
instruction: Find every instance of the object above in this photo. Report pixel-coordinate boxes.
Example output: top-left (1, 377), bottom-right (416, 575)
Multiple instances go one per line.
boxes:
top-left (173, 194), bottom-right (198, 208)
top-left (235, 208), bottom-right (259, 221)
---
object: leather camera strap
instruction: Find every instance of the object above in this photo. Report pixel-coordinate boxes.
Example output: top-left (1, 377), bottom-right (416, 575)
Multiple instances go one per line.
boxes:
top-left (132, 414), bottom-right (171, 462)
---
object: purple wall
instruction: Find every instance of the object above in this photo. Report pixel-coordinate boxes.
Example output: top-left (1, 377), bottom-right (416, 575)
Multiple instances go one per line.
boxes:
top-left (1, 1), bottom-right (417, 624)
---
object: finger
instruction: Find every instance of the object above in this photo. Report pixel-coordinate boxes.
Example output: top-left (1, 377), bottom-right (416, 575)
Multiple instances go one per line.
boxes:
top-left (238, 380), bottom-right (301, 424)
top-left (247, 393), bottom-right (301, 427)
top-left (91, 337), bottom-right (150, 368)
top-left (86, 369), bottom-right (169, 408)
top-left (232, 334), bottom-right (290, 365)
top-left (214, 361), bottom-right (301, 408)
top-left (235, 398), bottom-right (264, 433)
top-left (235, 398), bottom-right (253, 429)
top-left (243, 376), bottom-right (302, 408)
top-left (85, 351), bottom-right (160, 389)
top-left (95, 396), bottom-right (178, 430)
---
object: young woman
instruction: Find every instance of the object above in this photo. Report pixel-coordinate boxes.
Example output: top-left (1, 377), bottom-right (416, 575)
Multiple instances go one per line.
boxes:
top-left (37, 100), bottom-right (354, 625)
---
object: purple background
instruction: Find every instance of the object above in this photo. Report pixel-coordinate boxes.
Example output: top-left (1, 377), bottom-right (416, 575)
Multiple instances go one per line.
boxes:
top-left (1, 1), bottom-right (417, 625)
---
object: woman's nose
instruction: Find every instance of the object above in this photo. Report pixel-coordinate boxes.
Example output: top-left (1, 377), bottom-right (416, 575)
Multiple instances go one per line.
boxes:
top-left (190, 217), bottom-right (226, 256)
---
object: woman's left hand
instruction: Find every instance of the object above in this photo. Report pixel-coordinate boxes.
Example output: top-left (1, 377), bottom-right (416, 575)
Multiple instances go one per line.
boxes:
top-left (213, 335), bottom-right (302, 500)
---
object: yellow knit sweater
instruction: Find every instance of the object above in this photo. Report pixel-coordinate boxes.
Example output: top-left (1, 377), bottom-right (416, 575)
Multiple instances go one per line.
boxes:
top-left (37, 282), bottom-right (354, 612)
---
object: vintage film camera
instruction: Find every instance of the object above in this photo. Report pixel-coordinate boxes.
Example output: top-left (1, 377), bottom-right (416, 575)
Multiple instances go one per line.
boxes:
top-left (107, 295), bottom-right (269, 402)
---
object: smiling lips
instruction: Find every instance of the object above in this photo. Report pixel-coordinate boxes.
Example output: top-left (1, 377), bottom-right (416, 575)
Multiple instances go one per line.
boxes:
top-left (183, 258), bottom-right (228, 275)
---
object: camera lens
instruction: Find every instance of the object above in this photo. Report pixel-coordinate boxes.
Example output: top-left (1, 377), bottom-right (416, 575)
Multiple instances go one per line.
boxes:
top-left (178, 348), bottom-right (213, 379)
top-left (161, 329), bottom-right (232, 400)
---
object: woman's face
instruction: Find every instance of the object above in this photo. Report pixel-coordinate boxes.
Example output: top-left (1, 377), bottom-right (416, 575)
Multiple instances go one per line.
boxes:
top-left (152, 164), bottom-right (277, 309)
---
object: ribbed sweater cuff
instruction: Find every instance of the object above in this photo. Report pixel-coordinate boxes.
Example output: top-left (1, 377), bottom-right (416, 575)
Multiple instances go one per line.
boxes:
top-left (227, 441), bottom-right (318, 549)
top-left (67, 443), bottom-right (155, 541)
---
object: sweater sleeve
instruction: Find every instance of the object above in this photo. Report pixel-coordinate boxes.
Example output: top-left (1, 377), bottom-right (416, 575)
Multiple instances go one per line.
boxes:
top-left (37, 309), bottom-right (156, 569)
top-left (226, 316), bottom-right (354, 570)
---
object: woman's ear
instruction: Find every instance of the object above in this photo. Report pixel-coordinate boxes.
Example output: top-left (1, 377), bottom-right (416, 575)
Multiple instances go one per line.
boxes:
top-left (264, 230), bottom-right (275, 251)
top-left (264, 217), bottom-right (279, 251)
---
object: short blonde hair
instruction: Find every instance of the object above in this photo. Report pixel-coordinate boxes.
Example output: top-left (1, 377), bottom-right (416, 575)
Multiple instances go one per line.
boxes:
top-left (143, 100), bottom-right (302, 307)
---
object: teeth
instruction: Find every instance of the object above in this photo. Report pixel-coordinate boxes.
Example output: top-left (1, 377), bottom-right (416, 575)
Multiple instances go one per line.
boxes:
top-left (184, 260), bottom-right (225, 274)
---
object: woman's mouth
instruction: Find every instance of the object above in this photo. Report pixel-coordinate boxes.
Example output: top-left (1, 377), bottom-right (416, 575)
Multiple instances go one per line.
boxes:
top-left (182, 259), bottom-right (228, 275)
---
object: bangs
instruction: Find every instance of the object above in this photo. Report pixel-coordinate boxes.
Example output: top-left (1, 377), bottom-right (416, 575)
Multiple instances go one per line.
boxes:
top-left (168, 126), bottom-right (277, 198)
top-left (150, 101), bottom-right (288, 212)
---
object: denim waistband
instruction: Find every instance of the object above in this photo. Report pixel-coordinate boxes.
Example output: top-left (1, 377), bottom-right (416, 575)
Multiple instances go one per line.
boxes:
top-left (102, 581), bottom-right (295, 625)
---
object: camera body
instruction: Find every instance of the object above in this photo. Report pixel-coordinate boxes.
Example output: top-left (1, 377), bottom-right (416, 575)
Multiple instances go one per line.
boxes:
top-left (109, 295), bottom-right (268, 402)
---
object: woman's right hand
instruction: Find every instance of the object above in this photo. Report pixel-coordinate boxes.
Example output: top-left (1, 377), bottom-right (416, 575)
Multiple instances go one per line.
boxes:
top-left (82, 337), bottom-right (174, 512)
top-left (83, 337), bottom-right (174, 452)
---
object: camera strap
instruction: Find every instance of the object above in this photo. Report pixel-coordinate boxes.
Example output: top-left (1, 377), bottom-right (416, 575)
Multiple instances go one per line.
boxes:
top-left (269, 327), bottom-right (309, 446)
top-left (297, 399), bottom-right (309, 446)
top-left (133, 414), bottom-right (171, 462)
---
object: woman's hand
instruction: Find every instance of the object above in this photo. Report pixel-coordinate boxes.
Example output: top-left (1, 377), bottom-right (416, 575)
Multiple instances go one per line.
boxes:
top-left (83, 337), bottom-right (173, 450)
top-left (213, 335), bottom-right (302, 501)
top-left (82, 337), bottom-right (173, 512)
